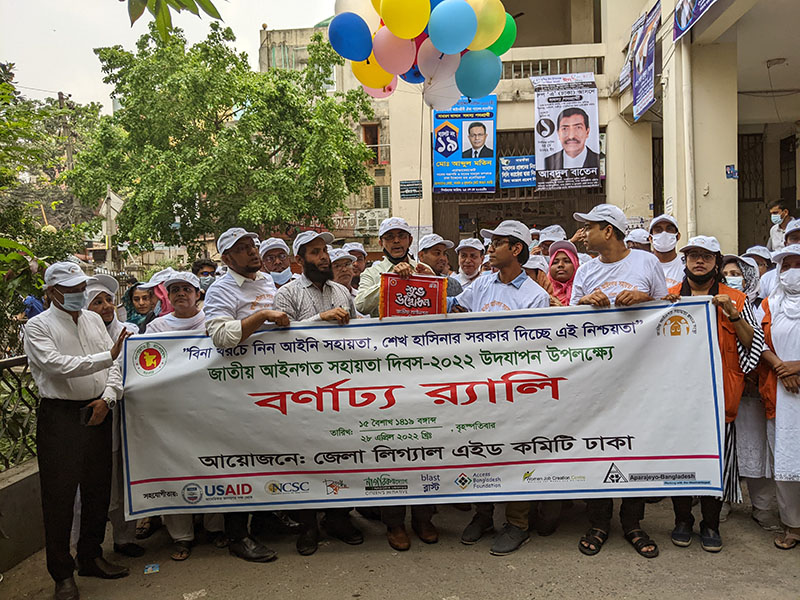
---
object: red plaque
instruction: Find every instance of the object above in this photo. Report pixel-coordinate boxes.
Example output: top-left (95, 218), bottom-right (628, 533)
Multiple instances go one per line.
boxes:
top-left (379, 273), bottom-right (448, 318)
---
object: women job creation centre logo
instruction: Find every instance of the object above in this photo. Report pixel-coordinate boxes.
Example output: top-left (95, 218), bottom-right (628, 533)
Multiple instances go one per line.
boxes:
top-left (133, 342), bottom-right (167, 376)
top-left (656, 309), bottom-right (697, 337)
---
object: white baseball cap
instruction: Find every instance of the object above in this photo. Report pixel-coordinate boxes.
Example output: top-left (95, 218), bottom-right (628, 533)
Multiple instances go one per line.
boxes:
top-left (86, 274), bottom-right (118, 303)
top-left (418, 233), bottom-right (454, 252)
top-left (455, 238), bottom-right (485, 253)
top-left (329, 248), bottom-right (357, 264)
top-left (139, 267), bottom-right (178, 289)
top-left (292, 230), bottom-right (335, 256)
top-left (649, 214), bottom-right (679, 232)
top-left (680, 235), bottom-right (721, 255)
top-left (785, 219), bottom-right (800, 241)
top-left (342, 242), bottom-right (367, 256)
top-left (43, 261), bottom-right (94, 289)
top-left (549, 240), bottom-right (579, 259)
top-left (624, 229), bottom-right (650, 245)
top-left (539, 224), bottom-right (567, 243)
top-left (771, 243), bottom-right (800, 265)
top-left (259, 237), bottom-right (290, 258)
top-left (163, 271), bottom-right (201, 291)
top-left (217, 227), bottom-right (259, 255)
top-left (573, 203), bottom-right (628, 233)
top-left (523, 255), bottom-right (549, 271)
top-left (379, 217), bottom-right (413, 238)
top-left (479, 220), bottom-right (533, 247)
top-left (743, 246), bottom-right (772, 263)
top-left (529, 228), bottom-right (541, 236)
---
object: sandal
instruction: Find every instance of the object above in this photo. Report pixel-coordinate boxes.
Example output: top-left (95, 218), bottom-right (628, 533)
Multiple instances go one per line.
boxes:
top-left (170, 540), bottom-right (192, 561)
top-left (135, 516), bottom-right (163, 540)
top-left (624, 528), bottom-right (659, 558)
top-left (578, 528), bottom-right (608, 556)
top-left (774, 528), bottom-right (800, 550)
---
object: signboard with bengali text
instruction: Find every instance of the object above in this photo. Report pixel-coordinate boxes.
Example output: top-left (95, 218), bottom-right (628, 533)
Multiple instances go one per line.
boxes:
top-left (379, 273), bottom-right (448, 318)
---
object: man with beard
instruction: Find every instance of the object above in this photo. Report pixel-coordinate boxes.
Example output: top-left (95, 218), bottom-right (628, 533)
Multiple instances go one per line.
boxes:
top-left (417, 233), bottom-right (463, 297)
top-left (273, 231), bottom-right (362, 556)
top-left (343, 242), bottom-right (368, 288)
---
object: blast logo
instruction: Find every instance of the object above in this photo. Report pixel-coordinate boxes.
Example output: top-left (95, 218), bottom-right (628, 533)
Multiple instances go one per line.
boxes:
top-left (324, 479), bottom-right (348, 495)
top-left (133, 342), bottom-right (167, 377)
top-left (265, 481), bottom-right (309, 495)
top-left (181, 483), bottom-right (203, 504)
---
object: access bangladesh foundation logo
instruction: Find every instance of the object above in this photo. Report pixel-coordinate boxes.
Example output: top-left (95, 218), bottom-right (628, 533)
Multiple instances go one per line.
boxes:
top-left (657, 309), bottom-right (697, 337)
top-left (133, 342), bottom-right (167, 376)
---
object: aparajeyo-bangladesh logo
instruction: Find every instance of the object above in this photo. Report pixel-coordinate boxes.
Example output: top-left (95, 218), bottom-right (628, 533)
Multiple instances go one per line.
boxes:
top-left (133, 342), bottom-right (167, 377)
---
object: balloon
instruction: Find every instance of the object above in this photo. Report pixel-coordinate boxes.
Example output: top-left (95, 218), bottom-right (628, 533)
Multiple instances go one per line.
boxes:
top-left (381, 0), bottom-right (430, 39)
top-left (370, 0), bottom-right (381, 12)
top-left (455, 49), bottom-right (501, 98)
top-left (363, 75), bottom-right (398, 98)
top-left (335, 0), bottom-right (380, 33)
top-left (328, 13), bottom-right (373, 62)
top-left (428, 0), bottom-right (477, 55)
top-left (352, 52), bottom-right (395, 89)
top-left (417, 38), bottom-right (461, 81)
top-left (424, 0), bottom-right (447, 34)
top-left (423, 74), bottom-right (461, 110)
top-left (466, 0), bottom-right (505, 50)
top-left (401, 64), bottom-right (425, 83)
top-left (373, 27), bottom-right (416, 74)
top-left (487, 12), bottom-right (516, 56)
top-left (414, 32), bottom-right (429, 51)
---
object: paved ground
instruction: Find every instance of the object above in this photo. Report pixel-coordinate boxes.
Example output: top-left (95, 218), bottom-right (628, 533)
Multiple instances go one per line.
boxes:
top-left (3, 500), bottom-right (797, 600)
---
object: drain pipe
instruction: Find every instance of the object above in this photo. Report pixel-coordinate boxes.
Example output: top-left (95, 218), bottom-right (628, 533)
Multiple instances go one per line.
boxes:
top-left (681, 37), bottom-right (697, 238)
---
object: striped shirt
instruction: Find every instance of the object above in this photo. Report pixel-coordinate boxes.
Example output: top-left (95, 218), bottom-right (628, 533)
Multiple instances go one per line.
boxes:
top-left (274, 274), bottom-right (357, 322)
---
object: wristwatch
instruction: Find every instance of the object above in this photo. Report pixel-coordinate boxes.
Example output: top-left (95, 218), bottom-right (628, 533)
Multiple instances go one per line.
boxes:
top-left (104, 398), bottom-right (117, 410)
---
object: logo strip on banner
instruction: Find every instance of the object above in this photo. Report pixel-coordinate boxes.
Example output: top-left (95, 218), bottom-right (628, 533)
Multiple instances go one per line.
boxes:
top-left (121, 300), bottom-right (725, 517)
top-left (530, 73), bottom-right (601, 191)
top-left (632, 1), bottom-right (662, 121)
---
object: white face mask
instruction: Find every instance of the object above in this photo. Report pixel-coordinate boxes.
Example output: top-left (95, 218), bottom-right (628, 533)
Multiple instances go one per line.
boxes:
top-left (651, 232), bottom-right (678, 253)
top-left (57, 290), bottom-right (88, 312)
top-left (771, 213), bottom-right (783, 225)
top-left (271, 267), bottom-right (292, 286)
top-left (780, 268), bottom-right (800, 294)
top-left (725, 276), bottom-right (744, 291)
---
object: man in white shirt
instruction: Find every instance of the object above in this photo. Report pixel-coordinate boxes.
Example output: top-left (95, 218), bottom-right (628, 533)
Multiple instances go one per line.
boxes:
top-left (761, 220), bottom-right (800, 297)
top-left (533, 225), bottom-right (567, 257)
top-left (24, 262), bottom-right (131, 600)
top-left (259, 238), bottom-right (299, 288)
top-left (417, 233), bottom-right (463, 297)
top-left (203, 227), bottom-right (289, 563)
top-left (454, 238), bottom-right (485, 288)
top-left (342, 242), bottom-right (368, 288)
top-left (624, 228), bottom-right (651, 252)
top-left (649, 214), bottom-right (684, 288)
top-left (767, 199), bottom-right (794, 251)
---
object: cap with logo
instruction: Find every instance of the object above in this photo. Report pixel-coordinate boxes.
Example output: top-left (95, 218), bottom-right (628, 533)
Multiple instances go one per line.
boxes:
top-left (418, 233), bottom-right (454, 252)
top-left (162, 271), bottom-right (201, 291)
top-left (573, 203), bottom-right (628, 233)
top-left (624, 229), bottom-right (651, 245)
top-left (217, 227), bottom-right (259, 255)
top-left (539, 224), bottom-right (567, 244)
top-left (292, 230), bottom-right (335, 256)
top-left (329, 248), bottom-right (357, 264)
top-left (259, 237), bottom-right (290, 258)
top-left (743, 245), bottom-right (772, 263)
top-left (680, 235), bottom-right (721, 255)
top-left (479, 220), bottom-right (533, 248)
top-left (44, 262), bottom-right (94, 289)
top-left (378, 217), bottom-right (413, 238)
top-left (649, 214), bottom-right (679, 232)
top-left (342, 242), bottom-right (367, 256)
top-left (455, 238), bottom-right (485, 253)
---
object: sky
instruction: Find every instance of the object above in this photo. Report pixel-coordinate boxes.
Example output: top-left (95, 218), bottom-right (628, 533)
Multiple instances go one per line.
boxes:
top-left (0, 0), bottom-right (334, 112)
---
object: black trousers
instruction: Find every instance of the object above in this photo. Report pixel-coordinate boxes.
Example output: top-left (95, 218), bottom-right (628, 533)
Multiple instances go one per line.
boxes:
top-left (381, 505), bottom-right (434, 528)
top-left (672, 496), bottom-right (723, 530)
top-left (585, 497), bottom-right (645, 532)
top-left (37, 398), bottom-right (112, 582)
top-left (224, 512), bottom-right (252, 541)
top-left (294, 507), bottom-right (353, 531)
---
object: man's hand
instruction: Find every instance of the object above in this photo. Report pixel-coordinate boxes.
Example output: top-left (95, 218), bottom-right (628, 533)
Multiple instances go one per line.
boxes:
top-left (663, 293), bottom-right (681, 303)
top-left (263, 310), bottom-right (289, 327)
top-left (392, 262), bottom-right (414, 278)
top-left (712, 294), bottom-right (739, 320)
top-left (570, 229), bottom-right (587, 246)
top-left (450, 303), bottom-right (468, 313)
top-left (616, 290), bottom-right (652, 306)
top-left (549, 295), bottom-right (564, 307)
top-left (578, 290), bottom-right (610, 307)
top-left (415, 263), bottom-right (435, 276)
top-left (86, 398), bottom-right (109, 426)
top-left (110, 329), bottom-right (133, 361)
top-left (320, 308), bottom-right (351, 325)
top-left (775, 360), bottom-right (800, 378)
top-left (529, 245), bottom-right (543, 256)
top-left (780, 374), bottom-right (800, 394)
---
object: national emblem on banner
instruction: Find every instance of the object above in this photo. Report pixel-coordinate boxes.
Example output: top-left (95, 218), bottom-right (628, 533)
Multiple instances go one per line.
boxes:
top-left (133, 342), bottom-right (167, 377)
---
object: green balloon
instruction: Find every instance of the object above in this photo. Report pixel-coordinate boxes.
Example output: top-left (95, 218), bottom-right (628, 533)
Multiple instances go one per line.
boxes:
top-left (487, 13), bottom-right (517, 57)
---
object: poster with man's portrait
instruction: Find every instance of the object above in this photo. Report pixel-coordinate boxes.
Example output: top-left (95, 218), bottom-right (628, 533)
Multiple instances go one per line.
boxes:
top-left (461, 121), bottom-right (494, 159)
top-left (632, 0), bottom-right (661, 121)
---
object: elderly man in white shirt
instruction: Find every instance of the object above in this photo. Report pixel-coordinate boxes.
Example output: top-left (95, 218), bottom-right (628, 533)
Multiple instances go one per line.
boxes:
top-left (203, 227), bottom-right (289, 563)
top-left (24, 262), bottom-right (131, 600)
top-left (454, 238), bottom-right (485, 288)
top-left (343, 241), bottom-right (368, 288)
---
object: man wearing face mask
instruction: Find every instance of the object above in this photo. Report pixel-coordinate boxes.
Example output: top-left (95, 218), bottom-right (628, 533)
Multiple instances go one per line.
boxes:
top-left (191, 258), bottom-right (218, 303)
top-left (767, 199), bottom-right (794, 252)
top-left (24, 263), bottom-right (132, 600)
top-left (259, 238), bottom-right (299, 288)
top-left (762, 220), bottom-right (800, 297)
top-left (649, 214), bottom-right (684, 288)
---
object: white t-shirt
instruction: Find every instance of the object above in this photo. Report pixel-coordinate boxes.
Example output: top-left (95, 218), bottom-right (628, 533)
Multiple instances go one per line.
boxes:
top-left (570, 249), bottom-right (668, 306)
top-left (455, 270), bottom-right (482, 288)
top-left (146, 310), bottom-right (206, 333)
top-left (760, 269), bottom-right (778, 298)
top-left (453, 270), bottom-right (549, 312)
top-left (659, 255), bottom-right (685, 289)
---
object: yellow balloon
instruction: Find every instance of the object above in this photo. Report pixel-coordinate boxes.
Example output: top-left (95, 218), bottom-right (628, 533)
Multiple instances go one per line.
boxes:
top-left (371, 0), bottom-right (381, 13)
top-left (381, 0), bottom-right (430, 40)
top-left (352, 52), bottom-right (394, 89)
top-left (466, 0), bottom-right (506, 50)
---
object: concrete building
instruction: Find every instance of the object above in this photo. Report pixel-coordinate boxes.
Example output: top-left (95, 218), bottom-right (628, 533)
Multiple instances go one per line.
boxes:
top-left (260, 0), bottom-right (800, 254)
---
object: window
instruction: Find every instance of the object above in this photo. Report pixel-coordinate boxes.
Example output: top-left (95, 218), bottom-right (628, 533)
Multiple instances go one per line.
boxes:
top-left (780, 135), bottom-right (797, 207)
top-left (373, 186), bottom-right (390, 209)
top-left (363, 123), bottom-right (379, 164)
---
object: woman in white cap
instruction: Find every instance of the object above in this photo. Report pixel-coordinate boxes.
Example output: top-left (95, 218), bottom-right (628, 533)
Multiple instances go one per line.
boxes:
top-left (754, 244), bottom-right (800, 549)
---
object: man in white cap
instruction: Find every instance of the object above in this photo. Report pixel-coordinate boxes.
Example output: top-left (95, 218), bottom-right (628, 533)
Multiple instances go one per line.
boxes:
top-left (342, 242), bottom-right (368, 288)
top-left (417, 233), bottom-right (463, 297)
top-left (766, 199), bottom-right (794, 251)
top-left (624, 228), bottom-right (651, 252)
top-left (259, 238), bottom-right (298, 288)
top-left (454, 238), bottom-right (485, 288)
top-left (761, 220), bottom-right (800, 298)
top-left (204, 227), bottom-right (289, 562)
top-left (355, 217), bottom-right (433, 318)
top-left (534, 224), bottom-right (567, 257)
top-left (23, 263), bottom-right (131, 600)
top-left (449, 221), bottom-right (549, 556)
top-left (329, 248), bottom-right (358, 298)
top-left (649, 214), bottom-right (684, 288)
top-left (742, 245), bottom-right (773, 278)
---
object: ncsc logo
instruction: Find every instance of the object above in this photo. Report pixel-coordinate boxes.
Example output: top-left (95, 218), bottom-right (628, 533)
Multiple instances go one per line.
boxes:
top-left (265, 481), bottom-right (310, 495)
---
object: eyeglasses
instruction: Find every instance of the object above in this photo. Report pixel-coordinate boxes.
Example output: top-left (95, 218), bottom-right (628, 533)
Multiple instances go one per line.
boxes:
top-left (488, 238), bottom-right (511, 249)
top-left (263, 253), bottom-right (288, 264)
top-left (686, 251), bottom-right (716, 262)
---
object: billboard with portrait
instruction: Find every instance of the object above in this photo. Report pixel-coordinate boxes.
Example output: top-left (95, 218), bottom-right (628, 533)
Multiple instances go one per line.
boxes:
top-left (632, 1), bottom-right (661, 121)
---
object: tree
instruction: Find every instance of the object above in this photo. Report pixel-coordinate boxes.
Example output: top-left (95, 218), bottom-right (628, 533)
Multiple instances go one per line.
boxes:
top-left (69, 24), bottom-right (374, 257)
top-left (127, 0), bottom-right (222, 41)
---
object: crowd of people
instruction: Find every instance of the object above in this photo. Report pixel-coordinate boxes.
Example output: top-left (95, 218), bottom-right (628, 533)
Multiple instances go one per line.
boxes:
top-left (22, 198), bottom-right (800, 600)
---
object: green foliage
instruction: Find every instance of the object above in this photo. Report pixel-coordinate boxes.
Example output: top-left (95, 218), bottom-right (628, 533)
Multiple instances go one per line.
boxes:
top-left (69, 25), bottom-right (374, 258)
top-left (128, 0), bottom-right (221, 41)
top-left (143, 257), bottom-right (186, 281)
top-left (0, 237), bottom-right (47, 357)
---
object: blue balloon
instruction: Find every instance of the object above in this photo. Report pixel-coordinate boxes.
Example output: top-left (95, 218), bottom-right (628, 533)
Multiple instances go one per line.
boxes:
top-left (401, 65), bottom-right (425, 84)
top-left (428, 0), bottom-right (478, 55)
top-left (328, 12), bottom-right (373, 62)
top-left (455, 50), bottom-right (502, 99)
top-left (424, 0), bottom-right (447, 35)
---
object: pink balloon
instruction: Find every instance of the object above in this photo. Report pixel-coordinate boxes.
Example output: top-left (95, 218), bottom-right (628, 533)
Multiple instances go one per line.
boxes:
top-left (363, 75), bottom-right (398, 99)
top-left (373, 27), bottom-right (417, 75)
top-left (417, 38), bottom-right (461, 81)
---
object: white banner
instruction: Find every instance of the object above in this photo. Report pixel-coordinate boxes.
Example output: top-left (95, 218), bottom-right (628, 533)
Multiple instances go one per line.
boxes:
top-left (122, 300), bottom-right (725, 518)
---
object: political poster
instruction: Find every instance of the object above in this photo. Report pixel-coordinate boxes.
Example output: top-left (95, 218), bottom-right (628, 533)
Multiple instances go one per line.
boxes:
top-left (633, 1), bottom-right (661, 121)
top-left (379, 273), bottom-right (448, 318)
top-left (674, 0), bottom-right (720, 42)
top-left (433, 95), bottom-right (497, 193)
top-left (122, 300), bottom-right (725, 517)
top-left (499, 156), bottom-right (536, 189)
top-left (531, 73), bottom-right (600, 191)
top-left (619, 13), bottom-right (647, 92)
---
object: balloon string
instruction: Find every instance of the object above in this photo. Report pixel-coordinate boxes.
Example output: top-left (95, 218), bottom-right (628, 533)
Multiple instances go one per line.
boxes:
top-left (438, 53), bottom-right (444, 59)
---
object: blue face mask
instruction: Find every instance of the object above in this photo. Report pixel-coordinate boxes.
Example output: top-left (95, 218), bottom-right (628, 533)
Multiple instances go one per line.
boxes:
top-left (58, 290), bottom-right (88, 312)
top-left (725, 276), bottom-right (744, 291)
top-left (271, 267), bottom-right (292, 285)
top-left (771, 213), bottom-right (783, 225)
top-left (199, 275), bottom-right (215, 292)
